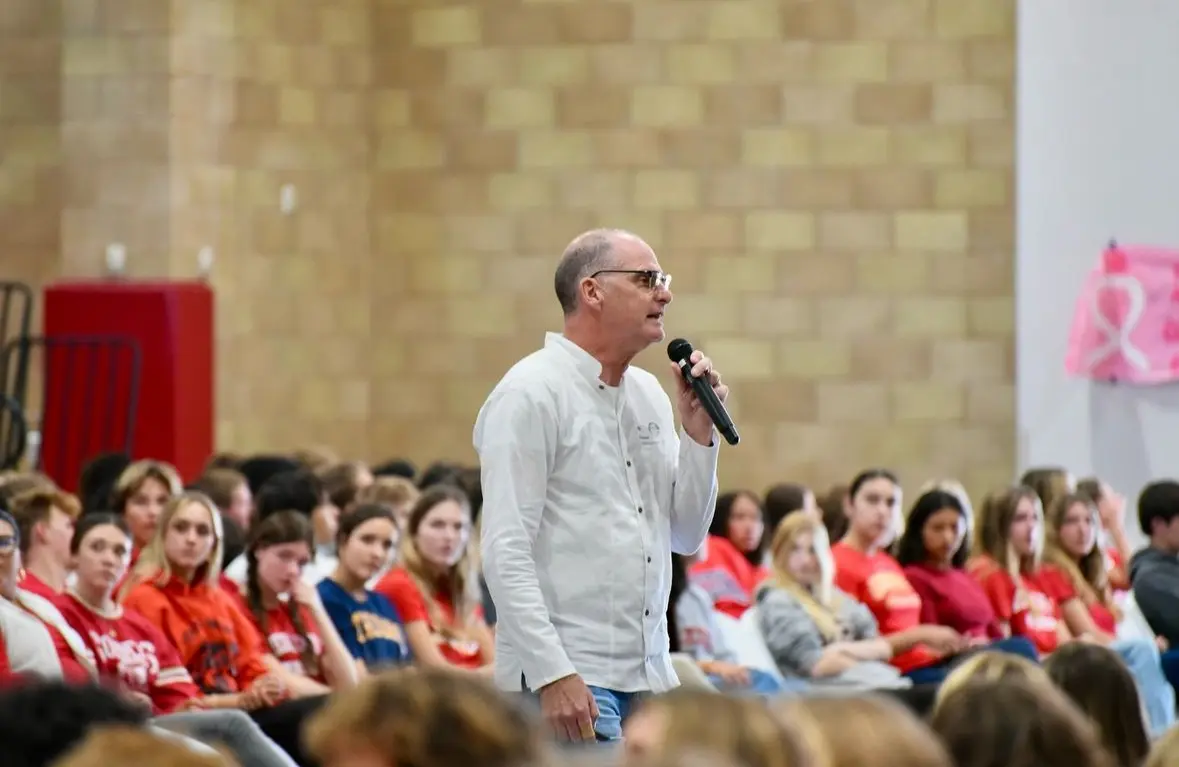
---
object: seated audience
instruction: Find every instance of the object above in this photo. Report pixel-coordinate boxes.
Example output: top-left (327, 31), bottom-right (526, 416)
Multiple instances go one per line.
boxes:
top-left (931, 676), bottom-right (1113, 767)
top-left (304, 667), bottom-right (541, 767)
top-left (0, 510), bottom-right (62, 679)
top-left (1045, 643), bottom-right (1151, 767)
top-left (317, 461), bottom-right (373, 517)
top-left (832, 470), bottom-right (970, 683)
top-left (669, 545), bottom-right (800, 696)
top-left (970, 485), bottom-right (1174, 735)
top-left (240, 511), bottom-right (359, 694)
top-left (757, 514), bottom-right (910, 691)
top-left (374, 485), bottom-right (493, 673)
top-left (624, 688), bottom-right (811, 767)
top-left (689, 491), bottom-right (769, 619)
top-left (120, 492), bottom-right (327, 765)
top-left (56, 513), bottom-right (299, 767)
top-left (893, 489), bottom-right (1038, 660)
top-left (224, 470), bottom-right (339, 586)
top-left (317, 504), bottom-right (411, 673)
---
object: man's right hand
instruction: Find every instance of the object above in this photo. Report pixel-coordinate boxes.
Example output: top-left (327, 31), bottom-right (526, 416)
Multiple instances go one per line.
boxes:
top-left (538, 674), bottom-right (599, 742)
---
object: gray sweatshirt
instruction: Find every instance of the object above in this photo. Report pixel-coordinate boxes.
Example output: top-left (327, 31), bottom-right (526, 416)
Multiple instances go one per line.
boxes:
top-left (674, 583), bottom-right (736, 663)
top-left (755, 583), bottom-right (908, 690)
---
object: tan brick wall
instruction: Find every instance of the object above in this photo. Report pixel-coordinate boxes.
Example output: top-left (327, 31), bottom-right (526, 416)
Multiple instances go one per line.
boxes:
top-left (0, 0), bottom-right (1016, 500)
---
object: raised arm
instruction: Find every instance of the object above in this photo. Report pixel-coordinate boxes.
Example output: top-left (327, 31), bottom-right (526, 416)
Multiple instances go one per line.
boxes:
top-left (475, 385), bottom-right (574, 691)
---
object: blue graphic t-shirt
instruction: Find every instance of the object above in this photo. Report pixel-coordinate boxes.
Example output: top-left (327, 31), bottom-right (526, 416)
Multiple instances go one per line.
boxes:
top-left (317, 578), bottom-right (411, 669)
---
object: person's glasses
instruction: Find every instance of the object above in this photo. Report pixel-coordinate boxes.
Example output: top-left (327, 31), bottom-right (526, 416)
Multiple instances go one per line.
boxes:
top-left (591, 269), bottom-right (672, 291)
top-left (0, 536), bottom-right (16, 555)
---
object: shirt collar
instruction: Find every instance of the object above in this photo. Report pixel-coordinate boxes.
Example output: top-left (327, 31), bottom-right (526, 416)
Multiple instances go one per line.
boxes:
top-left (545, 332), bottom-right (614, 387)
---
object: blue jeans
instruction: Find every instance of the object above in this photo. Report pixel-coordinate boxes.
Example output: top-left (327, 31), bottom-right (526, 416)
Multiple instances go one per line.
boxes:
top-left (588, 686), bottom-right (641, 742)
top-left (904, 636), bottom-right (1041, 685)
top-left (707, 669), bottom-right (809, 697)
top-left (1112, 638), bottom-right (1176, 738)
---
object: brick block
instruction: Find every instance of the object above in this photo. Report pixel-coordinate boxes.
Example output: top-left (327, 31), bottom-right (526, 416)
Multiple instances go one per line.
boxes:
top-left (851, 339), bottom-right (932, 380)
top-left (891, 383), bottom-right (964, 422)
top-left (667, 294), bottom-right (745, 335)
top-left (703, 254), bottom-right (778, 293)
top-left (446, 49), bottom-right (519, 86)
top-left (853, 0), bottom-right (933, 38)
top-left (745, 211), bottom-right (816, 250)
top-left (408, 256), bottom-right (487, 294)
top-left (818, 212), bottom-right (893, 251)
top-left (411, 7), bottom-right (482, 47)
top-left (664, 212), bottom-right (744, 251)
top-left (813, 43), bottom-right (889, 84)
top-left (818, 297), bottom-right (892, 339)
top-left (632, 2), bottom-right (709, 42)
top-left (591, 46), bottom-right (664, 84)
top-left (856, 253), bottom-right (931, 294)
top-left (933, 84), bottom-right (1009, 123)
top-left (934, 169), bottom-right (1009, 208)
top-left (446, 295), bottom-right (518, 338)
top-left (740, 297), bottom-right (814, 336)
top-left (706, 1), bottom-right (782, 40)
top-left (633, 169), bottom-right (700, 210)
top-left (967, 297), bottom-right (1014, 337)
top-left (934, 0), bottom-right (1013, 39)
top-left (665, 44), bottom-right (737, 84)
top-left (778, 253), bottom-right (858, 296)
top-left (518, 130), bottom-right (594, 168)
top-left (698, 337), bottom-right (775, 379)
top-left (889, 42), bottom-right (967, 83)
top-left (375, 132), bottom-right (446, 169)
top-left (966, 382), bottom-right (1014, 424)
top-left (631, 86), bottom-right (704, 127)
top-left (278, 87), bottom-right (317, 126)
top-left (891, 126), bottom-right (968, 166)
top-left (556, 170), bottom-right (630, 209)
top-left (740, 129), bottom-right (814, 167)
top-left (818, 382), bottom-right (889, 423)
top-left (855, 84), bottom-right (933, 124)
top-left (488, 173), bottom-right (554, 212)
top-left (930, 339), bottom-right (1009, 381)
top-left (775, 340), bottom-right (852, 378)
top-left (895, 211), bottom-right (968, 251)
top-left (817, 127), bottom-right (889, 167)
top-left (519, 47), bottom-right (590, 86)
top-left (737, 380), bottom-right (817, 421)
top-left (894, 298), bottom-right (968, 337)
top-left (782, 86), bottom-right (856, 125)
top-left (485, 87), bottom-right (555, 128)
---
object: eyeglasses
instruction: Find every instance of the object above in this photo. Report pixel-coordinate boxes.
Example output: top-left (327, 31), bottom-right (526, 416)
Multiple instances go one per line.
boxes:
top-left (0, 536), bottom-right (15, 555)
top-left (591, 269), bottom-right (672, 292)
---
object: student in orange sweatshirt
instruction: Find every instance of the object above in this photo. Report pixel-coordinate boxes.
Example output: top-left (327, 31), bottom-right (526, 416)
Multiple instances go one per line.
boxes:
top-left (120, 491), bottom-right (326, 766)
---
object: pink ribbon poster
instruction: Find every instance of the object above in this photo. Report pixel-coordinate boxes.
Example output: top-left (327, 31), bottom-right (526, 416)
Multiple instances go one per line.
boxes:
top-left (1065, 243), bottom-right (1179, 384)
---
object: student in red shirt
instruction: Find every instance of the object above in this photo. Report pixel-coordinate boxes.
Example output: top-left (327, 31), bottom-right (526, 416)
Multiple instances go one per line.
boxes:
top-left (9, 486), bottom-right (80, 600)
top-left (374, 485), bottom-right (493, 673)
top-left (970, 485), bottom-right (1175, 735)
top-left (893, 488), bottom-right (1038, 661)
top-left (831, 469), bottom-right (968, 683)
top-left (240, 510), bottom-right (358, 693)
top-left (689, 490), bottom-right (770, 618)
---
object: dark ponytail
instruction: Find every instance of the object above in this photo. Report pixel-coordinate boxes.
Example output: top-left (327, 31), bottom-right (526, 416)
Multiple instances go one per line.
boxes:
top-left (246, 510), bottom-right (319, 678)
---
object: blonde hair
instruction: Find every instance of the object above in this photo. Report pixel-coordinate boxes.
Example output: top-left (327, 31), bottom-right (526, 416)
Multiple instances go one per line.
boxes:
top-left (52, 725), bottom-right (236, 767)
top-left (1146, 722), bottom-right (1179, 767)
top-left (1041, 493), bottom-right (1119, 620)
top-left (934, 651), bottom-right (1049, 712)
top-left (110, 460), bottom-right (183, 512)
top-left (354, 475), bottom-right (419, 517)
top-left (973, 485), bottom-right (1043, 577)
top-left (767, 513), bottom-right (842, 642)
top-left (119, 491), bottom-right (224, 600)
top-left (399, 485), bottom-right (480, 637)
top-left (774, 695), bottom-right (951, 767)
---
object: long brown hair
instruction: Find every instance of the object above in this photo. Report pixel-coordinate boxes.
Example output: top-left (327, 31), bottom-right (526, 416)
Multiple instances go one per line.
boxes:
top-left (1041, 493), bottom-right (1118, 618)
top-left (399, 485), bottom-right (478, 637)
top-left (973, 485), bottom-right (1043, 576)
top-left (245, 510), bottom-right (318, 677)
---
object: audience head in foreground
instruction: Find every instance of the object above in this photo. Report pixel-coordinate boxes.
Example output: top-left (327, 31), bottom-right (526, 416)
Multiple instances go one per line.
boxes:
top-left (304, 667), bottom-right (541, 767)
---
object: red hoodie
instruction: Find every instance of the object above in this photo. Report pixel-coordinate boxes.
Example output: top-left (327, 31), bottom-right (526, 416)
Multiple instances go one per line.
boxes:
top-left (688, 534), bottom-right (769, 619)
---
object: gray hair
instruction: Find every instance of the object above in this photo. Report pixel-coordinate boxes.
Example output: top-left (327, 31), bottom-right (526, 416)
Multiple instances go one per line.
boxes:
top-left (553, 229), bottom-right (629, 316)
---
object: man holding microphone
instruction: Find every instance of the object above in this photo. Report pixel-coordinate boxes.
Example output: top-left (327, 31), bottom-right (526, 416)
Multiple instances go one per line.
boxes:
top-left (475, 229), bottom-right (727, 743)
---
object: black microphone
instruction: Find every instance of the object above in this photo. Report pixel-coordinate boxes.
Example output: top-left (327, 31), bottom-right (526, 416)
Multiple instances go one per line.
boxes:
top-left (667, 338), bottom-right (739, 446)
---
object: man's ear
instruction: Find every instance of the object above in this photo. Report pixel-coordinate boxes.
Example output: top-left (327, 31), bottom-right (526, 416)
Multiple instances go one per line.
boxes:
top-left (580, 277), bottom-right (602, 309)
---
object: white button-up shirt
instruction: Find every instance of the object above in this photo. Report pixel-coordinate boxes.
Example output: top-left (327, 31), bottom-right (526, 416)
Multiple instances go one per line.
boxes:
top-left (474, 332), bottom-right (720, 694)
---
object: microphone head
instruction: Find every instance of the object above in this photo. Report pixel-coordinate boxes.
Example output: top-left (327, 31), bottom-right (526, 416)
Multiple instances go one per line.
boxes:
top-left (667, 338), bottom-right (693, 363)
